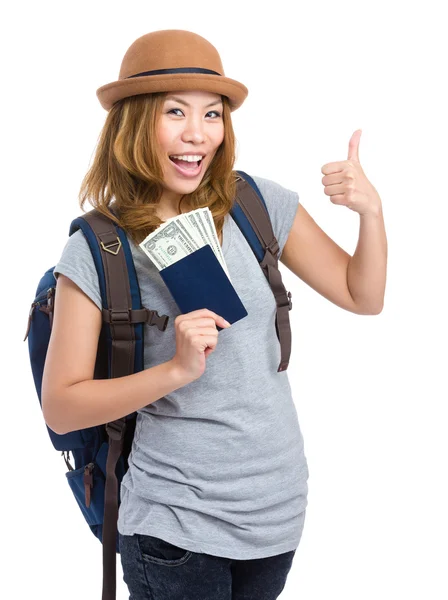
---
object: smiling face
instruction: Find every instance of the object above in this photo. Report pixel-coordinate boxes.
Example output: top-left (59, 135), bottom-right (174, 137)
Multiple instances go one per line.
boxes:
top-left (156, 90), bottom-right (225, 212)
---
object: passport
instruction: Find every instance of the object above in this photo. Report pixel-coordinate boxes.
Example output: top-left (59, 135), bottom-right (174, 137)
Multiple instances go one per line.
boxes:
top-left (159, 244), bottom-right (248, 330)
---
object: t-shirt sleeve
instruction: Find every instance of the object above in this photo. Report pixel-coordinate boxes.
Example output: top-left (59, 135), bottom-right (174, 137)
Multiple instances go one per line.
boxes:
top-left (53, 229), bottom-right (102, 311)
top-left (250, 175), bottom-right (300, 259)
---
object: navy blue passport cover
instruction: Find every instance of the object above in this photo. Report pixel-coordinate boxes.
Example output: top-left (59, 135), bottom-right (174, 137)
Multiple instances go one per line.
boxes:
top-left (159, 244), bottom-right (248, 330)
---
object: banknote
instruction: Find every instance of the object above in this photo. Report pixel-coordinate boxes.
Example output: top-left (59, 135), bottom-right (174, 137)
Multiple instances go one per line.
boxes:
top-left (162, 213), bottom-right (202, 249)
top-left (199, 209), bottom-right (227, 270)
top-left (139, 208), bottom-right (232, 282)
top-left (139, 220), bottom-right (199, 270)
top-left (183, 210), bottom-right (230, 279)
top-left (161, 212), bottom-right (203, 248)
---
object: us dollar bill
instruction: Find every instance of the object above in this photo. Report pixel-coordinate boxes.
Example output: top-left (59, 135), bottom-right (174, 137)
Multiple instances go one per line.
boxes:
top-left (139, 208), bottom-right (231, 283)
top-left (198, 209), bottom-right (227, 273)
top-left (183, 210), bottom-right (231, 280)
top-left (162, 213), bottom-right (203, 249)
top-left (139, 220), bottom-right (199, 270)
top-left (161, 212), bottom-right (204, 248)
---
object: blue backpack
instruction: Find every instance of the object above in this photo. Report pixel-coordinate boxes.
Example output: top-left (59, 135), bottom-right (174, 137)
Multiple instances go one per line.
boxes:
top-left (24, 170), bottom-right (293, 600)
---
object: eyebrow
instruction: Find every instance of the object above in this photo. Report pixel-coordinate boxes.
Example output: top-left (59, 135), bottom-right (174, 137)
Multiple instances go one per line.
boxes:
top-left (165, 95), bottom-right (223, 108)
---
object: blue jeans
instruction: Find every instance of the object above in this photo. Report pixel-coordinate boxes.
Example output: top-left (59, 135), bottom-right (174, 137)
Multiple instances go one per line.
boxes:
top-left (119, 532), bottom-right (297, 600)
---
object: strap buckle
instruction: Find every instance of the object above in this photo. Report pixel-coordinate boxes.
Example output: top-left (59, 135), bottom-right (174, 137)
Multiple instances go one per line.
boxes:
top-left (104, 308), bottom-right (131, 324)
top-left (105, 419), bottom-right (126, 441)
top-left (277, 291), bottom-right (293, 310)
top-left (147, 309), bottom-right (169, 331)
top-left (100, 237), bottom-right (122, 255)
top-left (102, 307), bottom-right (170, 330)
top-left (267, 238), bottom-right (280, 257)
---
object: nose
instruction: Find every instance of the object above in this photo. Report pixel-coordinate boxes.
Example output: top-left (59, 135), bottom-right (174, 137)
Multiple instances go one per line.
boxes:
top-left (180, 115), bottom-right (207, 144)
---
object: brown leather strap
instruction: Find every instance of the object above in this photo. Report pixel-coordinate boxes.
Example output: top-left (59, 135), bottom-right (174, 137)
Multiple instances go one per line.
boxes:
top-left (82, 211), bottom-right (132, 600)
top-left (83, 211), bottom-right (136, 379)
top-left (81, 210), bottom-right (166, 600)
top-left (101, 420), bottom-right (126, 600)
top-left (235, 177), bottom-right (293, 371)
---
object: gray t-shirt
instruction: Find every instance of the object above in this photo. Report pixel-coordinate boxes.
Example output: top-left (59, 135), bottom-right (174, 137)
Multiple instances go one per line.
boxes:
top-left (53, 174), bottom-right (309, 560)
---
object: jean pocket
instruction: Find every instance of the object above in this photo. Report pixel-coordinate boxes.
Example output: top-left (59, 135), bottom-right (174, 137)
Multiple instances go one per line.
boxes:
top-left (137, 534), bottom-right (193, 566)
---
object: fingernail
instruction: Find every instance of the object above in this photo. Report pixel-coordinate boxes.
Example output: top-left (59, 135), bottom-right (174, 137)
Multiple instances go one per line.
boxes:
top-left (224, 320), bottom-right (231, 327)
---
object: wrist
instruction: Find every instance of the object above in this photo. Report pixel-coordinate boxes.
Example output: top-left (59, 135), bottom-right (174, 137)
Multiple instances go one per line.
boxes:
top-left (166, 359), bottom-right (195, 388)
top-left (360, 204), bottom-right (383, 219)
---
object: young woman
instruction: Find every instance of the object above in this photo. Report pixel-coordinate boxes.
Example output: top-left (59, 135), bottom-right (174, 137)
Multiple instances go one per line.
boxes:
top-left (42, 29), bottom-right (387, 600)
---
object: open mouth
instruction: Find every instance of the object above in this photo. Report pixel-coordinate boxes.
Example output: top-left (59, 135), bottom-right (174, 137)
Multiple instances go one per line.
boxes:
top-left (168, 155), bottom-right (205, 177)
top-left (169, 156), bottom-right (204, 168)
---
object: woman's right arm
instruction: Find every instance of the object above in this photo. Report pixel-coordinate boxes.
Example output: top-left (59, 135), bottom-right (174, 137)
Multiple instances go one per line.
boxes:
top-left (41, 273), bottom-right (193, 435)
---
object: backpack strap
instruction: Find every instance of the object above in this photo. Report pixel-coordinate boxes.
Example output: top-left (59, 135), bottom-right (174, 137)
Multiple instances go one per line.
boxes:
top-left (233, 171), bottom-right (293, 372)
top-left (69, 211), bottom-right (169, 378)
top-left (69, 209), bottom-right (169, 600)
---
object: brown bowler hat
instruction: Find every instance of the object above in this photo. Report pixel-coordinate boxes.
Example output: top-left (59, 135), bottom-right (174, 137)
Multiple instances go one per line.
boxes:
top-left (96, 29), bottom-right (249, 112)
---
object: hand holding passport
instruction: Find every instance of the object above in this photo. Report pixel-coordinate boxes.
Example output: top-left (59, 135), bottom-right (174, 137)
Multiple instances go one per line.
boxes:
top-left (139, 208), bottom-right (248, 329)
top-left (171, 308), bottom-right (232, 382)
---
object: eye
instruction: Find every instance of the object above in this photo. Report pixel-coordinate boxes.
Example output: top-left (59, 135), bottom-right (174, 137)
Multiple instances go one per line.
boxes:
top-left (167, 108), bottom-right (183, 116)
top-left (167, 108), bottom-right (221, 118)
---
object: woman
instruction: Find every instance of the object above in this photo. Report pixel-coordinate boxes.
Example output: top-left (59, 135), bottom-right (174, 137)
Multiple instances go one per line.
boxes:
top-left (42, 29), bottom-right (387, 600)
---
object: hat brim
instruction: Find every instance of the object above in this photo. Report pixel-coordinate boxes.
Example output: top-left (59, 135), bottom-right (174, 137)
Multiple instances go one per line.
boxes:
top-left (96, 73), bottom-right (248, 112)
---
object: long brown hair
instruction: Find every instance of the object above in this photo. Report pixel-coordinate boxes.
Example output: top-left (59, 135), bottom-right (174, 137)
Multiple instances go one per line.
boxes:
top-left (78, 92), bottom-right (238, 246)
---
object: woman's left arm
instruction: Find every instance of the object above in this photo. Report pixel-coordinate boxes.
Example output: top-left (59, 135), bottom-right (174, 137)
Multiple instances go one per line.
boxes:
top-left (280, 130), bottom-right (387, 315)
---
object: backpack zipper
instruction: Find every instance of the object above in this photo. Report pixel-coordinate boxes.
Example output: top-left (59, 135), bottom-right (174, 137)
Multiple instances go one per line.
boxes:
top-left (83, 463), bottom-right (95, 508)
top-left (23, 287), bottom-right (56, 341)
top-left (23, 301), bottom-right (40, 341)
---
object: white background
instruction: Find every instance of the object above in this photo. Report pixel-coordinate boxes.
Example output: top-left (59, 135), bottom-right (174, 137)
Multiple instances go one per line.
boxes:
top-left (3, 0), bottom-right (448, 598)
